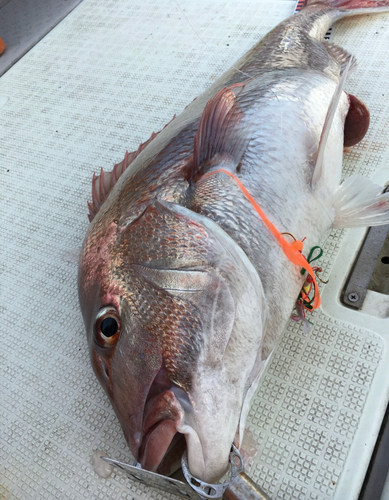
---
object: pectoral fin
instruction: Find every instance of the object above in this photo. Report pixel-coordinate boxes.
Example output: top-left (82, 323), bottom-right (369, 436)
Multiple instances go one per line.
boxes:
top-left (187, 83), bottom-right (251, 180)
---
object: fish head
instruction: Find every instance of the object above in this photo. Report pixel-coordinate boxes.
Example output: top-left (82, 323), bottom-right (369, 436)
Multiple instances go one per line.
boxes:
top-left (78, 200), bottom-right (267, 483)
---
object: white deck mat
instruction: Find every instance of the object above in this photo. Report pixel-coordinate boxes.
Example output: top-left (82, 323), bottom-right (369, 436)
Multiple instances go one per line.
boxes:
top-left (1, 1), bottom-right (389, 499)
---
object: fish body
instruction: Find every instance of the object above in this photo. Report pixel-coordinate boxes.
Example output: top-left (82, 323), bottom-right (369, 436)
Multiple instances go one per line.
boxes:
top-left (78, 0), bottom-right (389, 483)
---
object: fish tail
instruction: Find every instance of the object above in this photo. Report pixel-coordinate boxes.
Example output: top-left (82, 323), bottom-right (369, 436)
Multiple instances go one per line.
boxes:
top-left (297, 0), bottom-right (389, 42)
top-left (304, 0), bottom-right (389, 15)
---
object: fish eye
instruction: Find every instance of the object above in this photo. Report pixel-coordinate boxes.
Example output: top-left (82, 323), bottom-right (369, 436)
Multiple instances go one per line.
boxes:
top-left (95, 306), bottom-right (121, 347)
top-left (101, 317), bottom-right (118, 337)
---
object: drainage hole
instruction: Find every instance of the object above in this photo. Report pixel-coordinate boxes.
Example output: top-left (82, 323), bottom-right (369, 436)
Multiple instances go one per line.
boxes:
top-left (381, 256), bottom-right (389, 264)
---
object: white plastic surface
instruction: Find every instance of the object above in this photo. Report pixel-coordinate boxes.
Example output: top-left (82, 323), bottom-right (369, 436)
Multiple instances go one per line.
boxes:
top-left (1, 1), bottom-right (389, 499)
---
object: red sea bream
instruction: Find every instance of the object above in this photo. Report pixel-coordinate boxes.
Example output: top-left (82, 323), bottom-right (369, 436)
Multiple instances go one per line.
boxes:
top-left (78, 0), bottom-right (389, 484)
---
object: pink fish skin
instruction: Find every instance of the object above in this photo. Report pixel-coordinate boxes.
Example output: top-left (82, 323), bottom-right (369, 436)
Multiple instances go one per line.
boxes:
top-left (79, 0), bottom-right (389, 483)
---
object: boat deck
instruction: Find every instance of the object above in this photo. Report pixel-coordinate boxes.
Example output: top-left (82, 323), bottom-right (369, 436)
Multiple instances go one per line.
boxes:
top-left (1, 1), bottom-right (389, 499)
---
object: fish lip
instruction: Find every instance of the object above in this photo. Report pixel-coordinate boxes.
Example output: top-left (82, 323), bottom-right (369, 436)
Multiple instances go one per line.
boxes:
top-left (137, 389), bottom-right (184, 471)
top-left (143, 390), bottom-right (183, 431)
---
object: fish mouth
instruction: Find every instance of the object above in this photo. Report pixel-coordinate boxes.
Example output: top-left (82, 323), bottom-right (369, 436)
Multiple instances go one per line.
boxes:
top-left (137, 377), bottom-right (186, 473)
top-left (133, 376), bottom-right (232, 482)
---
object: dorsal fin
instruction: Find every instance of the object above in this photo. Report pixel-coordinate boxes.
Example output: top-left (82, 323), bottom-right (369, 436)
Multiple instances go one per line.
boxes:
top-left (87, 114), bottom-right (176, 221)
top-left (188, 82), bottom-right (249, 180)
top-left (325, 42), bottom-right (358, 76)
top-left (311, 56), bottom-right (356, 188)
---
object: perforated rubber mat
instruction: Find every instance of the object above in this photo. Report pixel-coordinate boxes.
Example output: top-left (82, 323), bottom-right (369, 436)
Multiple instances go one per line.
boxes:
top-left (1, 1), bottom-right (389, 499)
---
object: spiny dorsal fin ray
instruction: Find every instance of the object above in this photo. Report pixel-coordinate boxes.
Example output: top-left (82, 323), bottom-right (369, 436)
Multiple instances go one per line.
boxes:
top-left (311, 55), bottom-right (356, 188)
top-left (190, 82), bottom-right (250, 179)
top-left (87, 114), bottom-right (176, 222)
